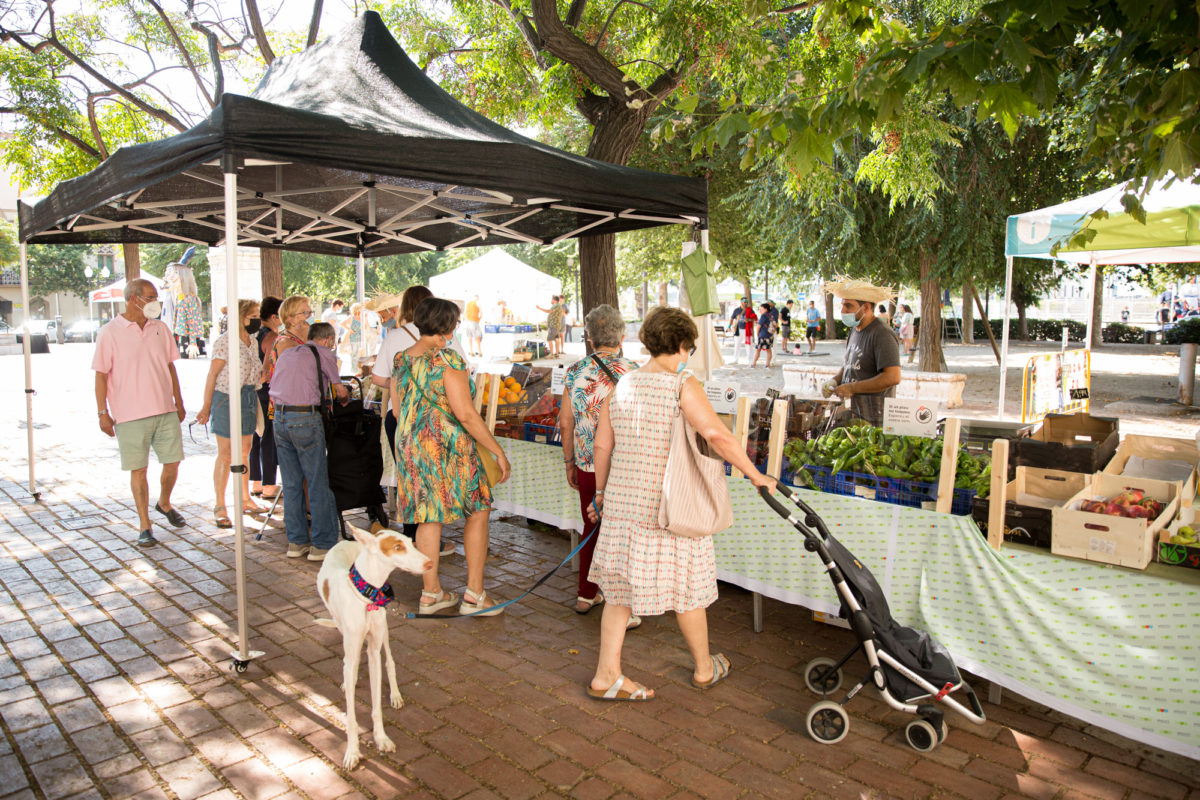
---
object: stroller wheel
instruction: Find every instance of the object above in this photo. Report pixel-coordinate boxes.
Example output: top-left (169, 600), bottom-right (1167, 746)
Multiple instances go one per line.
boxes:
top-left (803, 657), bottom-right (843, 696)
top-left (805, 700), bottom-right (850, 744)
top-left (937, 720), bottom-right (949, 744)
top-left (905, 719), bottom-right (939, 752)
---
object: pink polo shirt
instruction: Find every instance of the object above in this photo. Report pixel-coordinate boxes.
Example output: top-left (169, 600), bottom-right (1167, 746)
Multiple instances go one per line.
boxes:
top-left (92, 316), bottom-right (181, 424)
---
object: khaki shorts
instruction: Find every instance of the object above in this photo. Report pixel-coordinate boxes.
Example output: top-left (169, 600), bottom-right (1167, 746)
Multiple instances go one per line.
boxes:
top-left (115, 411), bottom-right (184, 471)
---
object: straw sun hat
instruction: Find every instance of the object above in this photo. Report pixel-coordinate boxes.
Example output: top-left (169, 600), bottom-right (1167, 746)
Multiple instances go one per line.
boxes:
top-left (821, 276), bottom-right (896, 305)
top-left (365, 293), bottom-right (402, 312)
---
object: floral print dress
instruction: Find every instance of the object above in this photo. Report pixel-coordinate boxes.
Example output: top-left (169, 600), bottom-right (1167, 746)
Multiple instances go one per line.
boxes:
top-left (392, 348), bottom-right (490, 523)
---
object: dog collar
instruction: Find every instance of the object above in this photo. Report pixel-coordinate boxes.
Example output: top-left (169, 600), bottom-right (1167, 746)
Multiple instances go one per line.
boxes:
top-left (348, 564), bottom-right (394, 611)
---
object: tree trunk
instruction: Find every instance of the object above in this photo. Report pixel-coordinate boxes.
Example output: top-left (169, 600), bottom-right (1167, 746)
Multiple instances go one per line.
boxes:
top-left (577, 104), bottom-right (650, 316)
top-left (741, 276), bottom-right (753, 301)
top-left (825, 291), bottom-right (837, 339)
top-left (960, 281), bottom-right (974, 344)
top-left (121, 243), bottom-right (140, 281)
top-left (1091, 266), bottom-right (1105, 349)
top-left (260, 247), bottom-right (284, 298)
top-left (657, 281), bottom-right (668, 307)
top-left (918, 252), bottom-right (942, 372)
top-left (1016, 301), bottom-right (1029, 340)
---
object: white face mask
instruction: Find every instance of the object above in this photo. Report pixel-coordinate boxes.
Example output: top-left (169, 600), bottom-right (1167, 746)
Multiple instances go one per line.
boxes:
top-left (142, 299), bottom-right (162, 319)
top-left (840, 306), bottom-right (860, 328)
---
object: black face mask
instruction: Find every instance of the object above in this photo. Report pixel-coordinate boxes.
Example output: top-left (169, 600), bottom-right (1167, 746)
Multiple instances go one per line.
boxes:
top-left (245, 319), bottom-right (262, 334)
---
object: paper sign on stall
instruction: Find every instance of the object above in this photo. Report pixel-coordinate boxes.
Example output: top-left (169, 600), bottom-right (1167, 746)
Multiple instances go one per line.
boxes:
top-left (550, 366), bottom-right (566, 395)
top-left (705, 381), bottom-right (741, 414)
top-left (883, 398), bottom-right (940, 438)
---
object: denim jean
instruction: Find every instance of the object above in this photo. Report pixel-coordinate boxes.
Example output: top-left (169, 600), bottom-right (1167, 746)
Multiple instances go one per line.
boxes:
top-left (273, 409), bottom-right (338, 550)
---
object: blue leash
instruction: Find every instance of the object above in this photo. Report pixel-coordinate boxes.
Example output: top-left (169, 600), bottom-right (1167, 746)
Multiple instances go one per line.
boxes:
top-left (404, 524), bottom-right (598, 619)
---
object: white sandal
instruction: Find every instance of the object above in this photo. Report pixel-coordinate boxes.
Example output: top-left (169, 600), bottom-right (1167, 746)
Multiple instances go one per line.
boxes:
top-left (419, 589), bottom-right (457, 613)
top-left (460, 589), bottom-right (504, 617)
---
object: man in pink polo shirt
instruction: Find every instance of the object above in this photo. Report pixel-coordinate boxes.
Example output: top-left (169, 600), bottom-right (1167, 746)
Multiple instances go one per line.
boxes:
top-left (94, 278), bottom-right (187, 547)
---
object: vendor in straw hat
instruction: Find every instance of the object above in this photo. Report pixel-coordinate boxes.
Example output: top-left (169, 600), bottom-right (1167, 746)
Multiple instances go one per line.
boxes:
top-left (821, 277), bottom-right (902, 427)
top-left (366, 292), bottom-right (403, 339)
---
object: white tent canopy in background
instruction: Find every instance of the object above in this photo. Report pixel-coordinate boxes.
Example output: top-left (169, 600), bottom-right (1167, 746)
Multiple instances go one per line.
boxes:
top-left (88, 275), bottom-right (164, 304)
top-left (997, 173), bottom-right (1200, 416)
top-left (430, 249), bottom-right (562, 324)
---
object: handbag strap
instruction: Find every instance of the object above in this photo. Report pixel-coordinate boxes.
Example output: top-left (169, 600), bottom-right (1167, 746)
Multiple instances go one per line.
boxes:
top-left (590, 352), bottom-right (620, 387)
top-left (305, 344), bottom-right (332, 413)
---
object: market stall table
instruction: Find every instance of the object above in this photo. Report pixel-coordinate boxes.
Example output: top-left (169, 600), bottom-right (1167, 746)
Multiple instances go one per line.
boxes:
top-left (493, 436), bottom-right (1200, 762)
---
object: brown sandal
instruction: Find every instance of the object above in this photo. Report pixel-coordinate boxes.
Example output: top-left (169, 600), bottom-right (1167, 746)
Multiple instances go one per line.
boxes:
top-left (213, 506), bottom-right (232, 529)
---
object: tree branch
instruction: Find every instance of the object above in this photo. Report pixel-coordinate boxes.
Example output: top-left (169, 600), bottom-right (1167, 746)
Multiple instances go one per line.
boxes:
top-left (594, 0), bottom-right (655, 47)
top-left (565, 0), bottom-right (587, 28)
top-left (306, 0), bottom-right (324, 48)
top-left (145, 0), bottom-right (214, 107)
top-left (85, 95), bottom-right (109, 158)
top-left (530, 0), bottom-right (630, 99)
top-left (188, 19), bottom-right (226, 100)
top-left (3, 22), bottom-right (188, 132)
top-left (488, 0), bottom-right (548, 70)
top-left (0, 107), bottom-right (103, 160)
top-left (244, 0), bottom-right (276, 64)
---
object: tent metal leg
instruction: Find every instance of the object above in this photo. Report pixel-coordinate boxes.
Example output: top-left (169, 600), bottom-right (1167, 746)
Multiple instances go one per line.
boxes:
top-left (19, 242), bottom-right (38, 501)
top-left (223, 157), bottom-right (262, 674)
top-left (997, 256), bottom-right (1014, 418)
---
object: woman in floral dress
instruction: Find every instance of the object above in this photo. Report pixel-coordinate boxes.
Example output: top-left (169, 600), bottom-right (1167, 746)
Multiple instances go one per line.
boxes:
top-left (586, 307), bottom-right (775, 701)
top-left (559, 304), bottom-right (639, 618)
top-left (392, 298), bottom-right (511, 616)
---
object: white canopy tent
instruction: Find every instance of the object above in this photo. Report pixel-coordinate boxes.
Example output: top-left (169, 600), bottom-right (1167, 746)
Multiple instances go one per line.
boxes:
top-left (429, 249), bottom-right (562, 324)
top-left (998, 174), bottom-right (1200, 416)
top-left (87, 275), bottom-right (164, 320)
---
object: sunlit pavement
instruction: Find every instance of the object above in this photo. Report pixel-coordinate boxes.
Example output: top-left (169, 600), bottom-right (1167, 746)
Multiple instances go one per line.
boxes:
top-left (1, 344), bottom-right (1198, 799)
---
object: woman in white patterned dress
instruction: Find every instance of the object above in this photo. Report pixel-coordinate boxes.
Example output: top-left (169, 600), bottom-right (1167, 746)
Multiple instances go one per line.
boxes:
top-left (587, 307), bottom-right (775, 701)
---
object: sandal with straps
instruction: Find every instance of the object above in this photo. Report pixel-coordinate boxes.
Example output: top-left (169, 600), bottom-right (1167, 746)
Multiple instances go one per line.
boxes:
top-left (419, 589), bottom-right (457, 613)
top-left (460, 588), bottom-right (504, 617)
top-left (213, 506), bottom-right (232, 529)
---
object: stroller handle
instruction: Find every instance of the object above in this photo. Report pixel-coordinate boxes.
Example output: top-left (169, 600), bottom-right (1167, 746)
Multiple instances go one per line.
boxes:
top-left (758, 482), bottom-right (832, 542)
top-left (758, 484), bottom-right (794, 519)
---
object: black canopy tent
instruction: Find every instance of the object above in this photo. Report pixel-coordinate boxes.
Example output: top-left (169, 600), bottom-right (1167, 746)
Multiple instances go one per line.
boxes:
top-left (17, 11), bottom-right (708, 671)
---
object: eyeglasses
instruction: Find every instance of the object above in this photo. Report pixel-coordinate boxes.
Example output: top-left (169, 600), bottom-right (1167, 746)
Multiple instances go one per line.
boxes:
top-left (689, 346), bottom-right (696, 356)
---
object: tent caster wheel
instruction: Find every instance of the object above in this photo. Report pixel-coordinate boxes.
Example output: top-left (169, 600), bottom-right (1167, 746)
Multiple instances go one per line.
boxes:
top-left (806, 700), bottom-right (849, 744)
top-left (232, 660), bottom-right (249, 674)
top-left (803, 657), bottom-right (843, 696)
top-left (228, 649), bottom-right (263, 676)
top-left (905, 719), bottom-right (939, 752)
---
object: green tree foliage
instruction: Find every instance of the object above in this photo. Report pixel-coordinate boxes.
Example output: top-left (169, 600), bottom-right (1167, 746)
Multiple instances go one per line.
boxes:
top-left (27, 243), bottom-right (89, 299)
top-left (282, 250), bottom-right (447, 304)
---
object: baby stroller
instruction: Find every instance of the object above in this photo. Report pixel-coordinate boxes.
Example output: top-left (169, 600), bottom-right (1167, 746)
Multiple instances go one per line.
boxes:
top-left (759, 483), bottom-right (986, 751)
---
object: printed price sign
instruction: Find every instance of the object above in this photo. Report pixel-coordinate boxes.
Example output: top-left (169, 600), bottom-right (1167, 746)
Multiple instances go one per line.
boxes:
top-left (550, 366), bottom-right (566, 395)
top-left (705, 381), bottom-right (740, 414)
top-left (882, 398), bottom-right (940, 438)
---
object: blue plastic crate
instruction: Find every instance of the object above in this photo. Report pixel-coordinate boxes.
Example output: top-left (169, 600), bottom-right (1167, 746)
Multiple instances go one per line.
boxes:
top-left (522, 422), bottom-right (562, 446)
top-left (783, 464), bottom-right (835, 492)
top-left (834, 471), bottom-right (975, 515)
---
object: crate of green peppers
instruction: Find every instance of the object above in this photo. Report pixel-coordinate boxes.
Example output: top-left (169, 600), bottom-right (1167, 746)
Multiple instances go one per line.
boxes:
top-left (781, 423), bottom-right (992, 510)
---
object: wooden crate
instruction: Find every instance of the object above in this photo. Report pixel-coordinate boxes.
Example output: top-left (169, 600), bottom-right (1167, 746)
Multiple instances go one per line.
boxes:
top-left (1052, 473), bottom-right (1179, 569)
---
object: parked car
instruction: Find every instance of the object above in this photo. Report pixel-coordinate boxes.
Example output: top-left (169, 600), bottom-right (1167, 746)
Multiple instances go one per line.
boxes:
top-left (21, 319), bottom-right (58, 336)
top-left (65, 319), bottom-right (102, 342)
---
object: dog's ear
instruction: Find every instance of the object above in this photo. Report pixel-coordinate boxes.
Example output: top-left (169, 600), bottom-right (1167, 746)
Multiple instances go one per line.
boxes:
top-left (348, 524), bottom-right (378, 550)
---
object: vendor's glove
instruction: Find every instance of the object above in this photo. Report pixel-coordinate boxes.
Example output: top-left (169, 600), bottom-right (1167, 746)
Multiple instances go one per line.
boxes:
top-left (821, 379), bottom-right (837, 398)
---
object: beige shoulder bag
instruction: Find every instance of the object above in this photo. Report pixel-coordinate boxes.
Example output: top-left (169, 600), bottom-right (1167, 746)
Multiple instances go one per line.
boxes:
top-left (657, 373), bottom-right (734, 537)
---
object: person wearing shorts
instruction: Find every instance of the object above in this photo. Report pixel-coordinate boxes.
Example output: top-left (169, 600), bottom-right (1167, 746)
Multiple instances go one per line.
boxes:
top-left (805, 300), bottom-right (821, 353)
top-left (780, 300), bottom-right (793, 353)
top-left (462, 293), bottom-right (483, 357)
top-left (93, 278), bottom-right (187, 547)
top-left (751, 303), bottom-right (776, 368)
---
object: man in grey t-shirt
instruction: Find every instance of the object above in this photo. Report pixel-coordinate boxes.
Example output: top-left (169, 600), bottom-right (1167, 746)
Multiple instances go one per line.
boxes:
top-left (827, 291), bottom-right (901, 426)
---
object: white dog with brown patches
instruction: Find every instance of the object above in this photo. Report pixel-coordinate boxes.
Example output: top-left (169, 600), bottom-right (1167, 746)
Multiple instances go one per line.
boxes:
top-left (316, 524), bottom-right (431, 770)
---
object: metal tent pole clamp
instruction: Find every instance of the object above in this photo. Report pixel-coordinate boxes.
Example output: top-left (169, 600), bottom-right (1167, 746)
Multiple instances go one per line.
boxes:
top-left (19, 242), bottom-right (38, 500)
top-left (223, 156), bottom-right (261, 673)
top-left (998, 255), bottom-right (1014, 419)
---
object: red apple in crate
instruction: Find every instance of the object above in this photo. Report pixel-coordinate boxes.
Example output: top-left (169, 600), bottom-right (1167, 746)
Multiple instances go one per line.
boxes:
top-left (1104, 502), bottom-right (1124, 516)
top-left (1122, 488), bottom-right (1145, 504)
top-left (1125, 505), bottom-right (1151, 519)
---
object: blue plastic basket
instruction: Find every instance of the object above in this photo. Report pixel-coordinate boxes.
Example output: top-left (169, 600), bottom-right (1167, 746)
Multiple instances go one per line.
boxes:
top-left (522, 422), bottom-right (562, 446)
top-left (782, 464), bottom-right (835, 492)
top-left (833, 471), bottom-right (975, 515)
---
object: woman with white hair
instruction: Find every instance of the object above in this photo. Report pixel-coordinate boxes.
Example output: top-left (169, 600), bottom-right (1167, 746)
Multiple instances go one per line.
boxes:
top-left (559, 304), bottom-right (640, 622)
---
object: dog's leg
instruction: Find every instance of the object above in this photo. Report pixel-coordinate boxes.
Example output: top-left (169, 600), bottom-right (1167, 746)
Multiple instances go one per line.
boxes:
top-left (341, 623), bottom-right (368, 770)
top-left (382, 627), bottom-right (403, 709)
top-left (366, 614), bottom-right (395, 754)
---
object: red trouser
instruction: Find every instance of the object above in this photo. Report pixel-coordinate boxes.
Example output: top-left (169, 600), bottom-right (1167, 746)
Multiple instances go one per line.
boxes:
top-left (574, 467), bottom-right (601, 600)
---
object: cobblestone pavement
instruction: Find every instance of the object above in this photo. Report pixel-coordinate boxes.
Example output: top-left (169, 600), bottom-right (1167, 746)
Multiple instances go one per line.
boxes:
top-left (2, 345), bottom-right (1199, 799)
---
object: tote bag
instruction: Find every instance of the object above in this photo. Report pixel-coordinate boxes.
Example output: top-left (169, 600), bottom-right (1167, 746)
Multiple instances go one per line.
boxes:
top-left (657, 373), bottom-right (734, 537)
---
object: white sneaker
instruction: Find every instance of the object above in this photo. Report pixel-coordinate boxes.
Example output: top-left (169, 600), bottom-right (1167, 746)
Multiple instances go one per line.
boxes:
top-left (286, 544), bottom-right (310, 558)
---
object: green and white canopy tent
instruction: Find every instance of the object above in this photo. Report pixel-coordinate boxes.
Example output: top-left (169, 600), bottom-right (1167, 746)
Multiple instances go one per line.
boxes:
top-left (998, 174), bottom-right (1200, 416)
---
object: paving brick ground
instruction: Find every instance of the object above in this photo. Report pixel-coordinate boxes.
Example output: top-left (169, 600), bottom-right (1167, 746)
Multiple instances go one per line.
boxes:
top-left (2, 345), bottom-right (1199, 799)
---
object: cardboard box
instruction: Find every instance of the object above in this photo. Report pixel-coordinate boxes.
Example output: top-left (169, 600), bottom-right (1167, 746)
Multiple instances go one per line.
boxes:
top-left (1011, 412), bottom-right (1119, 474)
top-left (1158, 509), bottom-right (1200, 570)
top-left (1102, 433), bottom-right (1199, 509)
top-left (972, 467), bottom-right (1089, 548)
top-left (1052, 473), bottom-right (1179, 569)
